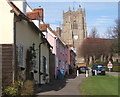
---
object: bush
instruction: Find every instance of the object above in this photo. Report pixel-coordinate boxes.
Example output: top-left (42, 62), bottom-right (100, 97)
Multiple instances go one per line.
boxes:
top-left (105, 66), bottom-right (120, 72)
top-left (4, 86), bottom-right (18, 96)
top-left (112, 66), bottom-right (120, 72)
top-left (3, 80), bottom-right (34, 96)
top-left (21, 80), bottom-right (34, 95)
top-left (95, 59), bottom-right (101, 64)
top-left (113, 61), bottom-right (120, 66)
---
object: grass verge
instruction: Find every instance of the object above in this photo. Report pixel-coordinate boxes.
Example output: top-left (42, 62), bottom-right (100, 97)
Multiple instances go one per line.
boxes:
top-left (79, 75), bottom-right (119, 95)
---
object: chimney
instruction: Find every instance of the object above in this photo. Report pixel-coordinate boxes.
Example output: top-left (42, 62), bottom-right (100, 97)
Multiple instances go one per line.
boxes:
top-left (27, 8), bottom-right (44, 21)
top-left (56, 27), bottom-right (61, 37)
top-left (40, 24), bottom-right (49, 32)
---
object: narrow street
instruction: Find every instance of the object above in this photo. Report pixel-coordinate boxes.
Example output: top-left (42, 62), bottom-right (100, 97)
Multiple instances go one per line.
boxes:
top-left (36, 74), bottom-right (86, 95)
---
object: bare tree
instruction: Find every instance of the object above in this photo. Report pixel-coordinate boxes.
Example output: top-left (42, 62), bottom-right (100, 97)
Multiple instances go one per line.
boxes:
top-left (105, 27), bottom-right (114, 39)
top-left (79, 38), bottom-right (112, 64)
top-left (89, 27), bottom-right (99, 38)
top-left (107, 19), bottom-right (119, 54)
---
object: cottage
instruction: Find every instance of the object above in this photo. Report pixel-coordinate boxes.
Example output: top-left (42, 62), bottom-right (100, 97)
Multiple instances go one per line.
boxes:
top-left (0, 0), bottom-right (51, 87)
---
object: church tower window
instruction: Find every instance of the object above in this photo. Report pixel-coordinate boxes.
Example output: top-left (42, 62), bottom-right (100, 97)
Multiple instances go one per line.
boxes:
top-left (73, 21), bottom-right (78, 29)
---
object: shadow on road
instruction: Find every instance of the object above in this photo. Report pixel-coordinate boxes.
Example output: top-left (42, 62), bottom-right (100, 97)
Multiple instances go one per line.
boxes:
top-left (35, 74), bottom-right (76, 94)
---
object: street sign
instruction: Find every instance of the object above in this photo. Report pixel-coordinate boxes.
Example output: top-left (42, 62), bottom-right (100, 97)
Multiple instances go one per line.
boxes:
top-left (107, 61), bottom-right (113, 68)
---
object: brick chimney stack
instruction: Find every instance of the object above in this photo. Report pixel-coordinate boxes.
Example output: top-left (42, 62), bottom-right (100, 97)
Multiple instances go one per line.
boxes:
top-left (27, 8), bottom-right (44, 21)
top-left (56, 27), bottom-right (61, 37)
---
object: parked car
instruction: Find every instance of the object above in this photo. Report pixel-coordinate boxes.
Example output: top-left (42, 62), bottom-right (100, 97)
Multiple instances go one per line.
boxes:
top-left (91, 64), bottom-right (106, 75)
top-left (78, 66), bottom-right (89, 74)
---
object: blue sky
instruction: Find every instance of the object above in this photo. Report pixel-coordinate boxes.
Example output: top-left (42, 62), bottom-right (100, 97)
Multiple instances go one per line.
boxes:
top-left (28, 2), bottom-right (118, 38)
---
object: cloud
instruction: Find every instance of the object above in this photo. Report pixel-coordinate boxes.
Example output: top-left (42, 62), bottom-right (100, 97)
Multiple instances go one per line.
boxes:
top-left (96, 21), bottom-right (111, 23)
top-left (100, 16), bottom-right (110, 18)
top-left (96, 18), bottom-right (113, 21)
top-left (96, 16), bottom-right (114, 24)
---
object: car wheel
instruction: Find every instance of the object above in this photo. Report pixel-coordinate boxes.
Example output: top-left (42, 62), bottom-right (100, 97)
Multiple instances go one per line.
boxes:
top-left (102, 71), bottom-right (105, 75)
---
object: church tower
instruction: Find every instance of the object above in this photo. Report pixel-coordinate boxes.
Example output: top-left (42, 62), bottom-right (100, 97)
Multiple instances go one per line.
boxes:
top-left (61, 7), bottom-right (87, 64)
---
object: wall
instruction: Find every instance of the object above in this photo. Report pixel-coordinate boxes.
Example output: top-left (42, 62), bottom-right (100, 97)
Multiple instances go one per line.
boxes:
top-left (46, 28), bottom-right (57, 80)
top-left (70, 50), bottom-right (76, 68)
top-left (0, 0), bottom-right (14, 44)
top-left (47, 28), bottom-right (56, 55)
top-left (41, 43), bottom-right (50, 84)
top-left (56, 39), bottom-right (69, 77)
top-left (1, 44), bottom-right (13, 87)
top-left (15, 15), bottom-right (50, 84)
top-left (49, 51), bottom-right (55, 80)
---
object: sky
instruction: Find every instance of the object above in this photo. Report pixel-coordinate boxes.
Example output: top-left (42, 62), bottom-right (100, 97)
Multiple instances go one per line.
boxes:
top-left (28, 1), bottom-right (118, 38)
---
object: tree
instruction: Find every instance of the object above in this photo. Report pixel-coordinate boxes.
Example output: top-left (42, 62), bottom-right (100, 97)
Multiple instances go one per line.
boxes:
top-left (111, 19), bottom-right (119, 54)
top-left (79, 38), bottom-right (112, 64)
top-left (89, 27), bottom-right (99, 38)
top-left (105, 27), bottom-right (114, 38)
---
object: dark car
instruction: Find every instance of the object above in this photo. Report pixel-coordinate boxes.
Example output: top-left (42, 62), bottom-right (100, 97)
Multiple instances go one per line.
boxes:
top-left (78, 66), bottom-right (89, 74)
top-left (91, 64), bottom-right (106, 75)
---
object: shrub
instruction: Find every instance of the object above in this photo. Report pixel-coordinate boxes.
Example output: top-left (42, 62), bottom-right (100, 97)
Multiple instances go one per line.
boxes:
top-left (4, 86), bottom-right (18, 96)
top-left (112, 66), bottom-right (120, 72)
top-left (105, 66), bottom-right (120, 72)
top-left (3, 80), bottom-right (35, 96)
top-left (20, 80), bottom-right (34, 95)
top-left (113, 61), bottom-right (120, 66)
top-left (95, 59), bottom-right (101, 64)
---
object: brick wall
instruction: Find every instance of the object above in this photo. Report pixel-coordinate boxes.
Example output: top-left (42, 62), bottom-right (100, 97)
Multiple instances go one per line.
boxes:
top-left (1, 44), bottom-right (13, 87)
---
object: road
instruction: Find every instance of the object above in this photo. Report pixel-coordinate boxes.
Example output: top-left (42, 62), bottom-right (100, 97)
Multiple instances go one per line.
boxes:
top-left (36, 74), bottom-right (86, 95)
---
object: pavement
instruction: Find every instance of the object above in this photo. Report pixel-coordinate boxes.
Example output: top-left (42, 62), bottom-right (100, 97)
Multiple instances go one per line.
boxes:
top-left (36, 74), bottom-right (86, 95)
top-left (106, 72), bottom-right (120, 76)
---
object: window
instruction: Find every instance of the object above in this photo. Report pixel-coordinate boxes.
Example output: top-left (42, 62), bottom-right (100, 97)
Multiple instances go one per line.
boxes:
top-left (73, 21), bottom-right (78, 29)
top-left (18, 44), bottom-right (25, 68)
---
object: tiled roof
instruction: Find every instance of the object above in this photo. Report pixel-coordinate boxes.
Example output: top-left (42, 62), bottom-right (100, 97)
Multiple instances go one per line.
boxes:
top-left (40, 24), bottom-right (49, 32)
top-left (27, 8), bottom-right (44, 21)
top-left (68, 44), bottom-right (74, 47)
top-left (85, 38), bottom-right (113, 43)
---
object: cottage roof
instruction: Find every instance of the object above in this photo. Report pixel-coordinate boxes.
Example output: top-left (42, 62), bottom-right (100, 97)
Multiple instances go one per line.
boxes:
top-left (40, 24), bottom-right (49, 32)
top-left (85, 38), bottom-right (113, 43)
top-left (27, 8), bottom-right (44, 21)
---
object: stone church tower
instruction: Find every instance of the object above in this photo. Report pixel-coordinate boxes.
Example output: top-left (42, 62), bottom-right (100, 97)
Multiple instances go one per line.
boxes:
top-left (61, 7), bottom-right (87, 64)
